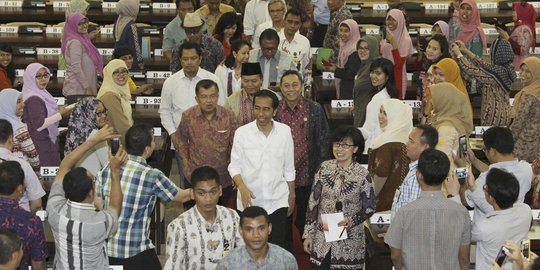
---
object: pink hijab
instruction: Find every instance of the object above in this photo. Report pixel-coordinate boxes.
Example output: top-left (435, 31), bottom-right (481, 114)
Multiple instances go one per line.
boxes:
top-left (380, 9), bottom-right (414, 61)
top-left (513, 2), bottom-right (537, 47)
top-left (338, 19), bottom-right (361, 68)
top-left (61, 12), bottom-right (104, 75)
top-left (433, 20), bottom-right (450, 40)
top-left (457, 0), bottom-right (487, 51)
top-left (22, 63), bottom-right (59, 142)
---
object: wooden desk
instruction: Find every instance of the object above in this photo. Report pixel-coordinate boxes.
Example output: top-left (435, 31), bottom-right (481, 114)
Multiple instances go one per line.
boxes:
top-left (351, 7), bottom-right (513, 25)
top-left (0, 32), bottom-right (164, 50)
top-left (0, 6), bottom-right (177, 26)
top-left (12, 54), bottom-right (170, 70)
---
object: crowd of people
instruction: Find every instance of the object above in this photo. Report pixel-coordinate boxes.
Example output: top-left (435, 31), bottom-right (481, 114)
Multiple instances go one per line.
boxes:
top-left (0, 0), bottom-right (540, 269)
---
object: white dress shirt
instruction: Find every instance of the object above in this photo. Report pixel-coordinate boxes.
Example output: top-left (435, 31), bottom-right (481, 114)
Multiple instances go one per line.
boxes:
top-left (359, 88), bottom-right (391, 153)
top-left (465, 159), bottom-right (533, 221)
top-left (278, 29), bottom-right (311, 72)
top-left (243, 0), bottom-right (271, 36)
top-left (472, 203), bottom-right (532, 270)
top-left (159, 68), bottom-right (225, 134)
top-left (214, 64), bottom-right (241, 96)
top-left (228, 120), bottom-right (296, 214)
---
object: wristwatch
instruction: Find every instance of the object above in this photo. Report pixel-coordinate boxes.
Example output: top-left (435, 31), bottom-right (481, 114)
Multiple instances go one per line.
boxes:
top-left (447, 194), bottom-right (455, 198)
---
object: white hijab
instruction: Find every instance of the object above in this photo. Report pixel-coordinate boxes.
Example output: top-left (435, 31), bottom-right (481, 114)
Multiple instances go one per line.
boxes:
top-left (370, 98), bottom-right (413, 149)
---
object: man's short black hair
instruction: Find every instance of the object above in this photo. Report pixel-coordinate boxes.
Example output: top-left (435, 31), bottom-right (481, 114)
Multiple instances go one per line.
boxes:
top-left (0, 229), bottom-right (21, 265)
top-left (63, 167), bottom-right (93, 202)
top-left (253, 89), bottom-right (279, 110)
top-left (417, 148), bottom-right (450, 186)
top-left (415, 124), bottom-right (438, 148)
top-left (279, 70), bottom-right (303, 86)
top-left (112, 46), bottom-right (133, 59)
top-left (191, 166), bottom-right (221, 188)
top-left (125, 124), bottom-right (153, 156)
top-left (175, 0), bottom-right (194, 9)
top-left (195, 79), bottom-right (219, 96)
top-left (259, 28), bottom-right (280, 46)
top-left (0, 161), bottom-right (24, 196)
top-left (240, 206), bottom-right (270, 226)
top-left (482, 126), bottom-right (514, 154)
top-left (284, 8), bottom-right (301, 20)
top-left (0, 119), bottom-right (13, 145)
top-left (179, 41), bottom-right (202, 58)
top-left (485, 168), bottom-right (520, 209)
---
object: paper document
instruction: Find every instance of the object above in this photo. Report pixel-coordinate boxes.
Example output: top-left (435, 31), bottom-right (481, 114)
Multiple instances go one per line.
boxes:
top-left (321, 212), bottom-right (347, 242)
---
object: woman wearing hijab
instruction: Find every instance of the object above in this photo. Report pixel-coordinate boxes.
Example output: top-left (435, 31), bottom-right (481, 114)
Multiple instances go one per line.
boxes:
top-left (450, 0), bottom-right (487, 57)
top-left (423, 58), bottom-right (472, 123)
top-left (114, 0), bottom-right (144, 69)
top-left (498, 2), bottom-right (537, 70)
top-left (452, 37), bottom-right (516, 126)
top-left (324, 19), bottom-right (361, 99)
top-left (359, 58), bottom-right (399, 151)
top-left (431, 20), bottom-right (450, 40)
top-left (352, 35), bottom-right (379, 127)
top-left (428, 82), bottom-right (473, 170)
top-left (64, 97), bottom-right (109, 175)
top-left (511, 57), bottom-right (540, 162)
top-left (97, 59), bottom-right (133, 141)
top-left (62, 12), bottom-right (103, 97)
top-left (368, 99), bottom-right (412, 211)
top-left (380, 9), bottom-right (414, 99)
top-left (22, 63), bottom-right (72, 166)
top-left (0, 89), bottom-right (40, 170)
top-left (58, 0), bottom-right (91, 70)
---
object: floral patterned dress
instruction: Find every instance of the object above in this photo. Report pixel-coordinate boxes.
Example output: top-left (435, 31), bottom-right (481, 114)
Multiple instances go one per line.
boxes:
top-left (303, 159), bottom-right (376, 269)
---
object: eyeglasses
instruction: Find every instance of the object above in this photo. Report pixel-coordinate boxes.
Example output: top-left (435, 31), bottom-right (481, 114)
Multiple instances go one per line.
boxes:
top-left (185, 28), bottom-right (201, 34)
top-left (35, 73), bottom-right (50, 80)
top-left (96, 108), bottom-right (108, 117)
top-left (333, 142), bottom-right (354, 149)
top-left (112, 69), bottom-right (129, 76)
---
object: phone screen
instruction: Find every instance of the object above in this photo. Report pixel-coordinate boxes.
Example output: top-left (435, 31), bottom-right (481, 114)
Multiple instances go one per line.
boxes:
top-left (111, 138), bottom-right (120, 156)
top-left (455, 167), bottom-right (468, 185)
top-left (459, 135), bottom-right (467, 157)
top-left (522, 240), bottom-right (530, 260)
top-left (495, 246), bottom-right (509, 266)
top-left (380, 26), bottom-right (387, 39)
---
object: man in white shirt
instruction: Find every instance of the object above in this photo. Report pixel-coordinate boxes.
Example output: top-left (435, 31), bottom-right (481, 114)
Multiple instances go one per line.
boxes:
top-left (160, 41), bottom-right (225, 188)
top-left (448, 127), bottom-right (533, 220)
top-left (252, 0), bottom-right (286, 49)
top-left (243, 0), bottom-right (271, 41)
top-left (164, 166), bottom-right (244, 270)
top-left (0, 120), bottom-right (44, 213)
top-left (471, 168), bottom-right (531, 270)
top-left (278, 8), bottom-right (312, 93)
top-left (228, 89), bottom-right (295, 251)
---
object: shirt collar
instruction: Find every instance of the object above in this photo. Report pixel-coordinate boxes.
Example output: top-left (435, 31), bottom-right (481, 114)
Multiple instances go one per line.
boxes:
top-left (241, 90), bottom-right (254, 102)
top-left (128, 154), bottom-right (147, 165)
top-left (0, 197), bottom-right (19, 207)
top-left (484, 207), bottom-right (516, 218)
top-left (0, 147), bottom-right (12, 155)
top-left (193, 105), bottom-right (225, 119)
top-left (248, 120), bottom-right (276, 134)
top-left (179, 68), bottom-right (203, 80)
top-left (409, 160), bottom-right (419, 170)
top-left (67, 200), bottom-right (98, 211)
top-left (241, 244), bottom-right (272, 265)
top-left (488, 159), bottom-right (519, 169)
top-left (258, 49), bottom-right (280, 62)
top-left (193, 205), bottom-right (222, 226)
top-left (279, 97), bottom-right (305, 111)
top-left (419, 190), bottom-right (444, 198)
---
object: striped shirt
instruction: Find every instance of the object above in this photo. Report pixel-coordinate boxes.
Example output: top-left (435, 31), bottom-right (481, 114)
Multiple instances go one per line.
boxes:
top-left (47, 182), bottom-right (118, 270)
top-left (96, 154), bottom-right (179, 258)
top-left (385, 191), bottom-right (471, 270)
top-left (391, 160), bottom-right (421, 218)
